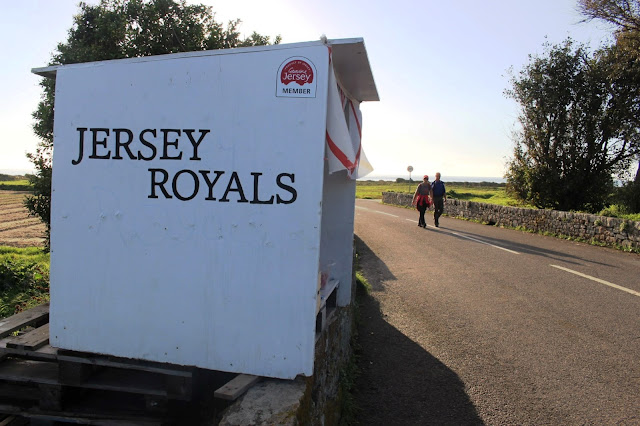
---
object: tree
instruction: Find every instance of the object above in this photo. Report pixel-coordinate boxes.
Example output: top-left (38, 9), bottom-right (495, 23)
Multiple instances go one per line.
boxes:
top-left (578, 0), bottom-right (640, 212)
top-left (504, 38), bottom-right (638, 212)
top-left (27, 0), bottom-right (279, 249)
top-left (578, 0), bottom-right (640, 34)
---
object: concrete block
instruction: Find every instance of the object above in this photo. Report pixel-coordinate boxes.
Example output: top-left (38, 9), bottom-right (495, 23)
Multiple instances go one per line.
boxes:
top-left (219, 378), bottom-right (306, 426)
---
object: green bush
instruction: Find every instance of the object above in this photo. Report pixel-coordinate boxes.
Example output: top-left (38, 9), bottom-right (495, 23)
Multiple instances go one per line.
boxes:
top-left (619, 221), bottom-right (631, 233)
top-left (597, 204), bottom-right (640, 221)
top-left (0, 247), bottom-right (50, 318)
top-left (0, 174), bottom-right (31, 182)
top-left (614, 181), bottom-right (640, 214)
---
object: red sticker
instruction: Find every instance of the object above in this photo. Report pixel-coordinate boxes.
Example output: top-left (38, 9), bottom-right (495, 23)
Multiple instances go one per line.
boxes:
top-left (280, 60), bottom-right (314, 86)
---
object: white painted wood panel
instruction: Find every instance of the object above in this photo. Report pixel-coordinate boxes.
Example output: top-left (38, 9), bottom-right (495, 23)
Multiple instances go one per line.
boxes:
top-left (49, 44), bottom-right (330, 379)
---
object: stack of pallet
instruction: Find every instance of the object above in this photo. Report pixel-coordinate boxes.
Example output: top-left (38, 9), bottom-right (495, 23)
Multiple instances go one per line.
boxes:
top-left (0, 304), bottom-right (196, 425)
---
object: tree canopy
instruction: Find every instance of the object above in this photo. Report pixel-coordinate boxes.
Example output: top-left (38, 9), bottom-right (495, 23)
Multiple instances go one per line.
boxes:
top-left (578, 0), bottom-right (640, 150)
top-left (27, 0), bottom-right (279, 248)
top-left (504, 0), bottom-right (640, 213)
top-left (578, 0), bottom-right (640, 35)
top-left (504, 39), bottom-right (638, 212)
top-left (578, 0), bottom-right (640, 213)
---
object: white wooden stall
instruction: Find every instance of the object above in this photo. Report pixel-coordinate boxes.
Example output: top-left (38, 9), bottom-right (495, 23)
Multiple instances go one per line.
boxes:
top-left (32, 38), bottom-right (378, 380)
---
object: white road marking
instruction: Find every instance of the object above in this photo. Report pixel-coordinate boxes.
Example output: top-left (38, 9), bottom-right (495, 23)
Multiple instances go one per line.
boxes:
top-left (550, 265), bottom-right (640, 297)
top-left (450, 231), bottom-right (520, 254)
top-left (362, 203), bottom-right (519, 254)
top-left (357, 205), bottom-right (397, 217)
top-left (375, 211), bottom-right (398, 218)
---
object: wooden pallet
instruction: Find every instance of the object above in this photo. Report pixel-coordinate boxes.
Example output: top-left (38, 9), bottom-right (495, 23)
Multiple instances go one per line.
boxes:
top-left (0, 304), bottom-right (266, 424)
top-left (0, 304), bottom-right (197, 424)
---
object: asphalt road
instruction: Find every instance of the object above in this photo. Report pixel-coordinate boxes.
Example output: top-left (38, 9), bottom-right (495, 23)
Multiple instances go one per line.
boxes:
top-left (353, 198), bottom-right (640, 425)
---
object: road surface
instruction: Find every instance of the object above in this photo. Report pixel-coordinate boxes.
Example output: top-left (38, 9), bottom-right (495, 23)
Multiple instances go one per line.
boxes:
top-left (353, 199), bottom-right (640, 425)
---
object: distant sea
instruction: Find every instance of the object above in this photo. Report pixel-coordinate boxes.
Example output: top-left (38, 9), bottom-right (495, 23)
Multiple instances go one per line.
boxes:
top-left (359, 174), bottom-right (506, 184)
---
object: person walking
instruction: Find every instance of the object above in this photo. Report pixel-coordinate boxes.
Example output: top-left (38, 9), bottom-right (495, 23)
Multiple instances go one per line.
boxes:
top-left (431, 172), bottom-right (446, 227)
top-left (412, 175), bottom-right (433, 228)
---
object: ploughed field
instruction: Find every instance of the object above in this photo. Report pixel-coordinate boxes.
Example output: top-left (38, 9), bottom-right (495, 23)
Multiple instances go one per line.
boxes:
top-left (0, 191), bottom-right (45, 247)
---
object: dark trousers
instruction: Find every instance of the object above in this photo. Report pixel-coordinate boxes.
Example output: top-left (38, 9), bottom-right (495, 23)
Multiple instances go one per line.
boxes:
top-left (433, 196), bottom-right (444, 224)
top-left (417, 203), bottom-right (428, 226)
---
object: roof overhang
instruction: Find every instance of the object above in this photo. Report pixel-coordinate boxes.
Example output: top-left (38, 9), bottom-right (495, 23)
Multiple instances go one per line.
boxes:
top-left (31, 38), bottom-right (379, 102)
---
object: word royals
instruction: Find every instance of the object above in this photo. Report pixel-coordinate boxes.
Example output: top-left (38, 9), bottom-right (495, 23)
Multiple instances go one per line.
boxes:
top-left (149, 169), bottom-right (297, 203)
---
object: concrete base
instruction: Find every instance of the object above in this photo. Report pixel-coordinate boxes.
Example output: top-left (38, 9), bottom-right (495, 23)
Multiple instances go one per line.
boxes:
top-left (219, 300), bottom-right (355, 425)
top-left (219, 378), bottom-right (306, 425)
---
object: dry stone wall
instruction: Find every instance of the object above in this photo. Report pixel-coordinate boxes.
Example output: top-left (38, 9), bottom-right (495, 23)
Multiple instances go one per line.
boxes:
top-left (382, 192), bottom-right (640, 250)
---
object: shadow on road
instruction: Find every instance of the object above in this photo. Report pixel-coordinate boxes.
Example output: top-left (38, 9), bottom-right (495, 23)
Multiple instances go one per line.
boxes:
top-left (354, 235), bottom-right (397, 292)
top-left (439, 224), bottom-right (611, 267)
top-left (354, 237), bottom-right (484, 426)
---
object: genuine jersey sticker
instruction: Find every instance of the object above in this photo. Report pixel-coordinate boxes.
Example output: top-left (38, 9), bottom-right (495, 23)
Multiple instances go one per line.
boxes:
top-left (276, 57), bottom-right (317, 98)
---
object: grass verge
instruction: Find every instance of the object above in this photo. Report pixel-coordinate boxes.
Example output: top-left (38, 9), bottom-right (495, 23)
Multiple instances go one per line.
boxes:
top-left (338, 252), bottom-right (373, 425)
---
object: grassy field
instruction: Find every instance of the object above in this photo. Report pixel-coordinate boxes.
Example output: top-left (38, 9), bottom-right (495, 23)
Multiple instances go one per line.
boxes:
top-left (0, 180), bottom-right (32, 191)
top-left (0, 246), bottom-right (50, 319)
top-left (356, 180), bottom-right (640, 220)
top-left (0, 179), bottom-right (30, 186)
top-left (356, 180), bottom-right (524, 207)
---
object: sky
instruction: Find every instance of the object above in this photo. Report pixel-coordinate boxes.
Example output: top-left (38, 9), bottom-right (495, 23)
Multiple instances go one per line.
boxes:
top-left (0, 0), bottom-right (614, 179)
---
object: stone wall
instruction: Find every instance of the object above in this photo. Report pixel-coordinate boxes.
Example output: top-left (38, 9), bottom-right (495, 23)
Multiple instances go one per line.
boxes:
top-left (382, 192), bottom-right (640, 250)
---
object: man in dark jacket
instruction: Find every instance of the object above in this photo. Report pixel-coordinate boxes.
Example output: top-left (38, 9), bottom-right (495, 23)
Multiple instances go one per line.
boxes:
top-left (431, 172), bottom-right (446, 227)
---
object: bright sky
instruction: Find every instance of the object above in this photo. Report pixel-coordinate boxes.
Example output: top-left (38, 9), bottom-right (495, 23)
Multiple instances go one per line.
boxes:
top-left (0, 0), bottom-right (613, 178)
